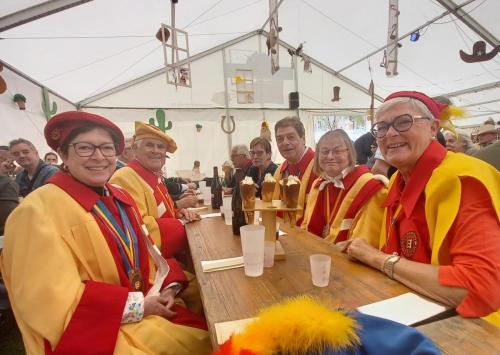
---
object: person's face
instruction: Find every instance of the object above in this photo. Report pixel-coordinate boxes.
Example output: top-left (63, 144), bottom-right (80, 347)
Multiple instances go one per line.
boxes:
top-left (477, 132), bottom-right (497, 148)
top-left (318, 135), bottom-right (350, 177)
top-left (250, 144), bottom-right (271, 169)
top-left (60, 127), bottom-right (117, 187)
top-left (10, 143), bottom-right (39, 169)
top-left (45, 154), bottom-right (58, 165)
top-left (375, 102), bottom-right (439, 174)
top-left (444, 132), bottom-right (465, 153)
top-left (276, 126), bottom-right (306, 164)
top-left (230, 150), bottom-right (247, 169)
top-left (133, 138), bottom-right (167, 172)
top-left (370, 144), bottom-right (378, 155)
top-left (121, 145), bottom-right (134, 162)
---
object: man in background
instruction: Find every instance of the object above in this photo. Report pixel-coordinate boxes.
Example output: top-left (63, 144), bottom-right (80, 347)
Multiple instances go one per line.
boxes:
top-left (44, 152), bottom-right (59, 165)
top-left (9, 138), bottom-right (57, 197)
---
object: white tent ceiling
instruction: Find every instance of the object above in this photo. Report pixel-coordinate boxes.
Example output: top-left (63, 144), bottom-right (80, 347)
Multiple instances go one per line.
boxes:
top-left (1, 0), bottom-right (499, 126)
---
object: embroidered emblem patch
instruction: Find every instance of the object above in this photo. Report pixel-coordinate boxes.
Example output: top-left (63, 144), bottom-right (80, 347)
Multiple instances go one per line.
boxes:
top-left (400, 231), bottom-right (418, 258)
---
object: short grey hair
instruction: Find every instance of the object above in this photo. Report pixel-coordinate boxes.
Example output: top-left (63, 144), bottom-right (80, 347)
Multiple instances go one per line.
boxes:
top-left (454, 129), bottom-right (474, 150)
top-left (232, 144), bottom-right (250, 158)
top-left (375, 97), bottom-right (435, 120)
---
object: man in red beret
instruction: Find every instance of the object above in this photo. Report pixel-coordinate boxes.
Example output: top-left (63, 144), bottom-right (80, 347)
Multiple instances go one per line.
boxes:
top-left (341, 91), bottom-right (500, 325)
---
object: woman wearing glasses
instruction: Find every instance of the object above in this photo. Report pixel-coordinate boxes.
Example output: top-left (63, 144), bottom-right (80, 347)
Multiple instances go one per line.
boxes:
top-left (245, 137), bottom-right (278, 198)
top-left (0, 112), bottom-right (210, 354)
top-left (343, 91), bottom-right (500, 325)
top-left (301, 129), bottom-right (387, 245)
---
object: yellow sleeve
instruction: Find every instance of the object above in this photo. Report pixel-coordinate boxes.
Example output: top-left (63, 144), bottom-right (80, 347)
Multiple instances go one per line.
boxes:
top-left (350, 187), bottom-right (387, 247)
top-left (1, 198), bottom-right (84, 348)
top-left (110, 169), bottom-right (162, 247)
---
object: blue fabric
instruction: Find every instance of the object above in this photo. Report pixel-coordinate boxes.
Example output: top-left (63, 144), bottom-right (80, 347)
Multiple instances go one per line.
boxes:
top-left (15, 160), bottom-right (58, 197)
top-left (319, 312), bottom-right (440, 355)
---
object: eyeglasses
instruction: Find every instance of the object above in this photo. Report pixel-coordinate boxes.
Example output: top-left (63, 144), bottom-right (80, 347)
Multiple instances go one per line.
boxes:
top-left (371, 114), bottom-right (430, 138)
top-left (249, 150), bottom-right (265, 157)
top-left (319, 148), bottom-right (348, 157)
top-left (70, 142), bottom-right (117, 157)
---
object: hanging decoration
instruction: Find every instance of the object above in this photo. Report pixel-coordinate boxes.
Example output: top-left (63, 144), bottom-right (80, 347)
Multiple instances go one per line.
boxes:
top-left (459, 41), bottom-right (500, 63)
top-left (331, 86), bottom-right (341, 102)
top-left (287, 42), bottom-right (312, 74)
top-left (195, 123), bottom-right (202, 132)
top-left (157, 0), bottom-right (192, 88)
top-left (148, 109), bottom-right (172, 132)
top-left (0, 63), bottom-right (7, 94)
top-left (13, 93), bottom-right (26, 110)
top-left (260, 119), bottom-right (272, 142)
top-left (383, 0), bottom-right (400, 76)
top-left (267, 0), bottom-right (282, 74)
top-left (367, 80), bottom-right (375, 122)
top-left (41, 87), bottom-right (57, 121)
top-left (221, 115), bottom-right (235, 134)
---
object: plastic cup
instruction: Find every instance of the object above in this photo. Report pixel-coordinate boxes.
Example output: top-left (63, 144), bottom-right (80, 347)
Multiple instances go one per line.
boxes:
top-left (240, 225), bottom-right (265, 277)
top-left (309, 254), bottom-right (331, 287)
top-left (199, 181), bottom-right (206, 190)
top-left (264, 241), bottom-right (275, 267)
top-left (203, 187), bottom-right (211, 206)
top-left (222, 196), bottom-right (232, 208)
top-left (223, 208), bottom-right (232, 225)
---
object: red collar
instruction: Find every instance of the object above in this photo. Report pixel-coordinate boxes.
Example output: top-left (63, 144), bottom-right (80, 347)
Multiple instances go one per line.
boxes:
top-left (48, 171), bottom-right (134, 211)
top-left (383, 141), bottom-right (446, 217)
top-left (313, 165), bottom-right (369, 190)
top-left (127, 160), bottom-right (161, 189)
top-left (280, 147), bottom-right (315, 176)
top-left (243, 160), bottom-right (252, 173)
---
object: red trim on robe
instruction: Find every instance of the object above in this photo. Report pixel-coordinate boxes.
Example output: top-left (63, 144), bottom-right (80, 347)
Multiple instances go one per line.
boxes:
top-left (127, 160), bottom-right (187, 256)
top-left (335, 178), bottom-right (384, 242)
top-left (44, 281), bottom-right (128, 355)
top-left (306, 166), bottom-right (368, 238)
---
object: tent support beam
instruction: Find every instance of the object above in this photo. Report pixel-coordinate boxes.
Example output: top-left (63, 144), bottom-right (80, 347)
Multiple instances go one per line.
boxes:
top-left (335, 0), bottom-right (476, 75)
top-left (441, 81), bottom-right (500, 97)
top-left (435, 0), bottom-right (499, 47)
top-left (0, 0), bottom-right (93, 32)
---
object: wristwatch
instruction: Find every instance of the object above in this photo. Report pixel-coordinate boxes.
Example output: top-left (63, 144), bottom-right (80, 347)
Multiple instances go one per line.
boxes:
top-left (382, 253), bottom-right (400, 279)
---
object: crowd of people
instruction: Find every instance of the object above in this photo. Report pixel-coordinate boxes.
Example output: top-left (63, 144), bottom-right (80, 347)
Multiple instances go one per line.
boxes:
top-left (0, 90), bottom-right (499, 353)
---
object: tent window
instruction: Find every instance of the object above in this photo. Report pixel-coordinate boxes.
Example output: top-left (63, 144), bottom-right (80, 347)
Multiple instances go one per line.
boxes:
top-left (234, 69), bottom-right (254, 104)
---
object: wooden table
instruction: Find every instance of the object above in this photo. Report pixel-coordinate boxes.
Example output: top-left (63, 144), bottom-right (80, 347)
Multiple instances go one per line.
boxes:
top-left (417, 316), bottom-right (500, 355)
top-left (185, 216), bottom-right (500, 353)
top-left (186, 216), bottom-right (408, 346)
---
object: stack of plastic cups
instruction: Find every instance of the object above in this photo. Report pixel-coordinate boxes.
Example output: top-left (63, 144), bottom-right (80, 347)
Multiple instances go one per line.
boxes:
top-left (221, 196), bottom-right (232, 225)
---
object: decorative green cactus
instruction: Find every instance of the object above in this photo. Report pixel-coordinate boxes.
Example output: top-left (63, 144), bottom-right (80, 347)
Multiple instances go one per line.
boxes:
top-left (41, 87), bottom-right (57, 121)
top-left (148, 109), bottom-right (172, 132)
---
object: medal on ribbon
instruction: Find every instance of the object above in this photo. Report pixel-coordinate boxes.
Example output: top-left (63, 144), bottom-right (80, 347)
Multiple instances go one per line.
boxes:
top-left (93, 199), bottom-right (144, 292)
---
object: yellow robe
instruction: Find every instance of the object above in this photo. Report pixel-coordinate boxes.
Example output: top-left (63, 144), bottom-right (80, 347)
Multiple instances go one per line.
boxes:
top-left (379, 152), bottom-right (500, 325)
top-left (0, 183), bottom-right (210, 354)
top-left (302, 171), bottom-right (387, 246)
top-left (110, 166), bottom-right (165, 249)
top-left (110, 165), bottom-right (203, 315)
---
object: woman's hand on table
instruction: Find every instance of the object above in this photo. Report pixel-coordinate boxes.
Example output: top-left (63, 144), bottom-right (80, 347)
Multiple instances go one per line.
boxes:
top-left (176, 208), bottom-right (201, 222)
top-left (341, 238), bottom-right (387, 271)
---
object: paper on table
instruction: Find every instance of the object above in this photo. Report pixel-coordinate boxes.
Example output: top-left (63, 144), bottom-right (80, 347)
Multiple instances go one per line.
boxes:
top-left (201, 256), bottom-right (244, 272)
top-left (200, 212), bottom-right (222, 219)
top-left (357, 292), bottom-right (448, 326)
top-left (215, 317), bottom-right (258, 344)
top-left (278, 229), bottom-right (286, 236)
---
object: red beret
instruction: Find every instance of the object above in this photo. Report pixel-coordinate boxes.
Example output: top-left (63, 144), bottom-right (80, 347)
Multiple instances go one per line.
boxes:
top-left (384, 91), bottom-right (447, 120)
top-left (44, 111), bottom-right (125, 154)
